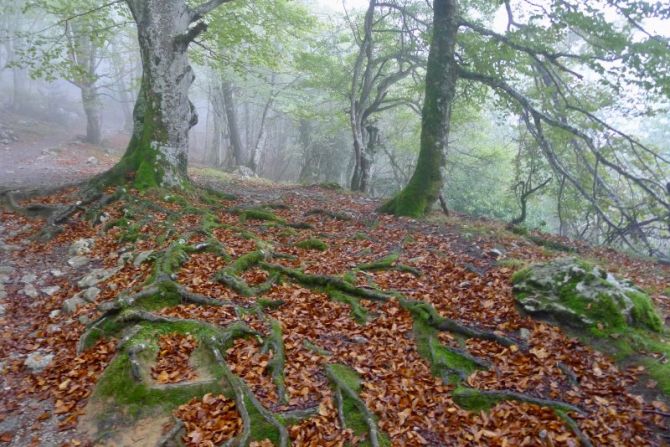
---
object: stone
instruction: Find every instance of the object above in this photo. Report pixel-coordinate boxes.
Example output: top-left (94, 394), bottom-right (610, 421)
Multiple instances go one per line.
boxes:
top-left (46, 324), bottom-right (61, 335)
top-left (86, 156), bottom-right (99, 165)
top-left (133, 250), bottom-right (154, 267)
top-left (0, 303), bottom-right (5, 316)
top-left (24, 351), bottom-right (54, 373)
top-left (41, 286), bottom-right (61, 296)
top-left (232, 165), bottom-right (258, 178)
top-left (62, 296), bottom-right (85, 314)
top-left (78, 315), bottom-right (91, 325)
top-left (81, 287), bottom-right (100, 302)
top-left (512, 257), bottom-right (663, 333)
top-left (78, 268), bottom-right (118, 288)
top-left (69, 238), bottom-right (95, 256)
top-left (117, 251), bottom-right (134, 267)
top-left (67, 256), bottom-right (90, 269)
top-left (20, 273), bottom-right (37, 284)
top-left (0, 266), bottom-right (15, 275)
top-left (519, 328), bottom-right (531, 341)
top-left (50, 269), bottom-right (65, 278)
top-left (22, 283), bottom-right (39, 298)
top-left (486, 248), bottom-right (504, 259)
top-left (49, 309), bottom-right (61, 319)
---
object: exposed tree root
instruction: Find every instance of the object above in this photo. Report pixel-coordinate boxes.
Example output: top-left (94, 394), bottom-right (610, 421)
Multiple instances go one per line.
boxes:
top-left (453, 386), bottom-right (585, 415)
top-left (328, 290), bottom-right (369, 324)
top-left (261, 319), bottom-right (289, 404)
top-left (357, 252), bottom-right (422, 277)
top-left (304, 208), bottom-right (353, 221)
top-left (128, 344), bottom-right (147, 382)
top-left (555, 409), bottom-right (594, 447)
top-left (326, 364), bottom-right (385, 447)
top-left (260, 262), bottom-right (391, 302)
top-left (156, 419), bottom-right (185, 447)
top-left (400, 298), bottom-right (525, 349)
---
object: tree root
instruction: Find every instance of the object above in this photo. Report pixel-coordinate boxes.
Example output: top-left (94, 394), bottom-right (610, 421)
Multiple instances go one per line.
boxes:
top-left (328, 290), bottom-right (368, 324)
top-left (555, 409), bottom-right (594, 447)
top-left (357, 253), bottom-right (422, 277)
top-left (326, 364), bottom-right (383, 447)
top-left (208, 343), bottom-right (290, 447)
top-left (304, 208), bottom-right (352, 221)
top-left (156, 419), bottom-right (185, 447)
top-left (453, 386), bottom-right (585, 415)
top-left (128, 343), bottom-right (147, 382)
top-left (400, 298), bottom-right (525, 349)
top-left (261, 319), bottom-right (289, 404)
top-left (260, 262), bottom-right (391, 302)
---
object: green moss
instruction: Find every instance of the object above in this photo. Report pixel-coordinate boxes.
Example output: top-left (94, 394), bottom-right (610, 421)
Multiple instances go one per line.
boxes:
top-left (354, 231), bottom-right (368, 241)
top-left (240, 208), bottom-right (283, 224)
top-left (452, 386), bottom-right (503, 412)
top-left (329, 290), bottom-right (368, 324)
top-left (510, 225), bottom-right (529, 236)
top-left (228, 251), bottom-right (265, 275)
top-left (357, 253), bottom-right (399, 271)
top-left (81, 317), bottom-right (126, 350)
top-left (303, 339), bottom-right (331, 356)
top-left (119, 223), bottom-right (141, 243)
top-left (296, 238), bottom-right (329, 251)
top-left (246, 396), bottom-right (281, 443)
top-left (627, 290), bottom-right (663, 332)
top-left (510, 267), bottom-right (532, 284)
top-left (496, 258), bottom-right (527, 270)
top-left (328, 364), bottom-right (361, 392)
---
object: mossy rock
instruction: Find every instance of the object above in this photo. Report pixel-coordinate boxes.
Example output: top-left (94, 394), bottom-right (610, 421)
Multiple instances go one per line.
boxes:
top-left (512, 257), bottom-right (663, 333)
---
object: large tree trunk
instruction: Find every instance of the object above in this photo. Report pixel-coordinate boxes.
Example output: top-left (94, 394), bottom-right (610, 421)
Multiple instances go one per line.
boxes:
top-left (380, 0), bottom-right (459, 216)
top-left (103, 0), bottom-right (198, 189)
top-left (81, 84), bottom-right (103, 145)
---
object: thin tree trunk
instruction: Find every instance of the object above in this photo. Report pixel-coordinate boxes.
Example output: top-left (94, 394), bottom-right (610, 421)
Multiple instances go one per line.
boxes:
top-left (222, 80), bottom-right (244, 169)
top-left (380, 0), bottom-right (459, 216)
top-left (81, 84), bottom-right (103, 144)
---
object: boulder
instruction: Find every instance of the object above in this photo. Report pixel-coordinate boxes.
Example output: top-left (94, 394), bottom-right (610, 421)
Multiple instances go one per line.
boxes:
top-left (81, 287), bottom-right (101, 302)
top-left (512, 257), bottom-right (663, 333)
top-left (22, 283), bottom-right (39, 298)
top-left (42, 286), bottom-right (61, 296)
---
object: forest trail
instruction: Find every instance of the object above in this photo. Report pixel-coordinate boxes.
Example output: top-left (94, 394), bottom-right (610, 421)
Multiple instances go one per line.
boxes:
top-left (0, 173), bottom-right (669, 446)
top-left (0, 111), bottom-right (123, 191)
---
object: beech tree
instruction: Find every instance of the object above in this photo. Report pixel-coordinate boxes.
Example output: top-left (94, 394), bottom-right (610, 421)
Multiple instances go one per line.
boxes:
top-left (103, 0), bottom-right (234, 189)
top-left (382, 0), bottom-right (670, 258)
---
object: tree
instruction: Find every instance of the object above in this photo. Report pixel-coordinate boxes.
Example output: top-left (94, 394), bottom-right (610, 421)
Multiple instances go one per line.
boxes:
top-left (102, 0), bottom-right (234, 189)
top-left (380, 0), bottom-right (458, 215)
top-left (347, 0), bottom-right (425, 192)
top-left (382, 0), bottom-right (670, 258)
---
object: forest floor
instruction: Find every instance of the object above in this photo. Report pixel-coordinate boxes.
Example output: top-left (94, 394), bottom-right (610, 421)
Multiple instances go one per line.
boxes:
top-left (0, 127), bottom-right (669, 446)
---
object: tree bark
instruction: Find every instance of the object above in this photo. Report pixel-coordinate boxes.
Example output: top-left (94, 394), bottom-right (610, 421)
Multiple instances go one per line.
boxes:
top-left (380, 0), bottom-right (459, 216)
top-left (102, 0), bottom-right (201, 189)
top-left (81, 84), bottom-right (103, 144)
top-left (222, 80), bottom-right (244, 169)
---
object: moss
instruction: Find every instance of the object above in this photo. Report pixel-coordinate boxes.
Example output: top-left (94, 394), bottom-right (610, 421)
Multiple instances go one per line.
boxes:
top-left (510, 267), bottom-right (532, 284)
top-left (119, 223), bottom-right (141, 243)
top-left (81, 318), bottom-right (126, 350)
top-left (246, 396), bottom-right (281, 444)
top-left (240, 208), bottom-right (284, 224)
top-left (452, 386), bottom-right (504, 412)
top-left (510, 225), bottom-right (529, 236)
top-left (627, 290), bottom-right (663, 332)
top-left (496, 258), bottom-right (527, 270)
top-left (227, 251), bottom-right (264, 275)
top-left (303, 339), bottom-right (331, 356)
top-left (354, 231), bottom-right (368, 241)
top-left (357, 253), bottom-right (399, 271)
top-left (296, 238), bottom-right (329, 251)
top-left (329, 290), bottom-right (368, 324)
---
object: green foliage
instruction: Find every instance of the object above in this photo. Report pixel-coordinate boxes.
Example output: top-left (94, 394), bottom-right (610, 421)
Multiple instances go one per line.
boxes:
top-left (295, 238), bottom-right (328, 251)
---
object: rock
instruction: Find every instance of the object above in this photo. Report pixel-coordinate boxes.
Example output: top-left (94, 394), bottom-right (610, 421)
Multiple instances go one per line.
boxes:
top-left (49, 309), bottom-right (61, 319)
top-left (42, 286), bottom-right (61, 296)
top-left (0, 266), bottom-right (15, 275)
top-left (78, 268), bottom-right (118, 288)
top-left (117, 251), bottom-right (133, 267)
top-left (22, 283), bottom-right (39, 298)
top-left (486, 248), bottom-right (504, 259)
top-left (457, 281), bottom-right (472, 289)
top-left (350, 335), bottom-right (369, 344)
top-left (512, 257), bottom-right (663, 332)
top-left (86, 156), bottom-right (99, 165)
top-left (78, 315), bottom-right (91, 325)
top-left (67, 256), bottom-right (90, 268)
top-left (50, 269), bottom-right (65, 278)
top-left (24, 351), bottom-right (54, 373)
top-left (0, 274), bottom-right (9, 284)
top-left (232, 165), bottom-right (258, 178)
top-left (69, 238), bottom-right (95, 256)
top-left (133, 250), bottom-right (154, 267)
top-left (0, 303), bottom-right (5, 316)
top-left (20, 273), bottom-right (37, 284)
top-left (519, 328), bottom-right (531, 341)
top-left (0, 288), bottom-right (5, 300)
top-left (62, 296), bottom-right (85, 313)
top-left (81, 287), bottom-right (100, 302)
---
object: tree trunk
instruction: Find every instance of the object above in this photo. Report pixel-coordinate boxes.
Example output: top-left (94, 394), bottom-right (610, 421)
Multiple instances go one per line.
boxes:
top-left (102, 0), bottom-right (198, 189)
top-left (222, 80), bottom-right (244, 169)
top-left (81, 84), bottom-right (103, 145)
top-left (380, 0), bottom-right (459, 216)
